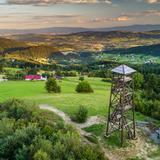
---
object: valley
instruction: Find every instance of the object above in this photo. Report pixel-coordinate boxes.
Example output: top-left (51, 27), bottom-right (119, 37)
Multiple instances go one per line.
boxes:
top-left (1, 0), bottom-right (160, 159)
top-left (0, 30), bottom-right (160, 65)
top-left (0, 29), bottom-right (160, 160)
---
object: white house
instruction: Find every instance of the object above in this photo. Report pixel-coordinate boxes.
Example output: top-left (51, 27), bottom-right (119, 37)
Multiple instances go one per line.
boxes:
top-left (0, 78), bottom-right (8, 82)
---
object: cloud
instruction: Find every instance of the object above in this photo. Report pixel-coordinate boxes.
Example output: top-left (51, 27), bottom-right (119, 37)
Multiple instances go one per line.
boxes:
top-left (90, 9), bottom-right (160, 23)
top-left (116, 16), bottom-right (129, 21)
top-left (32, 14), bottom-right (82, 20)
top-left (7, 0), bottom-right (112, 5)
top-left (145, 0), bottom-right (160, 3)
top-left (142, 10), bottom-right (160, 16)
top-left (31, 14), bottom-right (85, 24)
top-left (0, 13), bottom-right (86, 29)
top-left (137, 0), bottom-right (160, 4)
top-left (90, 16), bottom-right (130, 23)
top-left (123, 10), bottom-right (160, 18)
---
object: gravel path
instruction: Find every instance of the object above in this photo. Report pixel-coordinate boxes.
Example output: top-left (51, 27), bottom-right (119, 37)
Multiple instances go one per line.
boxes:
top-left (39, 104), bottom-right (110, 159)
top-left (39, 104), bottom-right (105, 136)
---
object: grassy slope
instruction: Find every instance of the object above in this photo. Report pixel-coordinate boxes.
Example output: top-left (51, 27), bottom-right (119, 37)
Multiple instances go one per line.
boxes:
top-left (1, 77), bottom-right (160, 126)
top-left (0, 77), bottom-right (110, 116)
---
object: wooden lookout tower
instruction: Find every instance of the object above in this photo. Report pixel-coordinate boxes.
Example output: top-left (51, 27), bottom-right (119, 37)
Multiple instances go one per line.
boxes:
top-left (106, 65), bottom-right (136, 146)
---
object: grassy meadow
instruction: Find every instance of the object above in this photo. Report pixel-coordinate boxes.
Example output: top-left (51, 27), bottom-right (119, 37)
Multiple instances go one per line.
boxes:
top-left (0, 77), bottom-right (111, 116)
top-left (101, 54), bottom-right (160, 64)
top-left (1, 76), bottom-right (160, 126)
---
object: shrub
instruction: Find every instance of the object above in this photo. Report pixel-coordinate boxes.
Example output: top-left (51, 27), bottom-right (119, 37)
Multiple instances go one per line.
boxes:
top-left (0, 99), bottom-right (37, 120)
top-left (33, 150), bottom-right (50, 160)
top-left (15, 145), bottom-right (29, 160)
top-left (79, 76), bottom-right (84, 81)
top-left (0, 99), bottom-right (105, 160)
top-left (76, 81), bottom-right (93, 93)
top-left (45, 78), bottom-right (61, 93)
top-left (101, 78), bottom-right (111, 83)
top-left (63, 71), bottom-right (77, 77)
top-left (71, 106), bottom-right (88, 123)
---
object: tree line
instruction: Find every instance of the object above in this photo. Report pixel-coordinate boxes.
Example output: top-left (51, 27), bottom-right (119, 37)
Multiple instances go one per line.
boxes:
top-left (134, 72), bottom-right (160, 120)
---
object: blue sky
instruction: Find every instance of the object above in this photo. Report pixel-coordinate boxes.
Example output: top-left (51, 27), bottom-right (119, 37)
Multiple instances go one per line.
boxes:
top-left (0, 0), bottom-right (160, 29)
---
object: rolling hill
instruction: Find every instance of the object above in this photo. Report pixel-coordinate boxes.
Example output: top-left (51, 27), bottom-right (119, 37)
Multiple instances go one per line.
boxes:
top-left (0, 37), bottom-right (27, 53)
top-left (0, 30), bottom-right (160, 64)
top-left (7, 30), bottom-right (160, 53)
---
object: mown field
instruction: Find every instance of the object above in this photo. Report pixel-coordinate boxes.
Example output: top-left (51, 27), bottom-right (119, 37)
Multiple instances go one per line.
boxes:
top-left (0, 77), bottom-right (110, 116)
top-left (1, 76), bottom-right (160, 126)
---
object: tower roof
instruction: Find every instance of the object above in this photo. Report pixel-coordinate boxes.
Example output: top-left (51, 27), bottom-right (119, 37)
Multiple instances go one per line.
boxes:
top-left (111, 65), bottom-right (136, 75)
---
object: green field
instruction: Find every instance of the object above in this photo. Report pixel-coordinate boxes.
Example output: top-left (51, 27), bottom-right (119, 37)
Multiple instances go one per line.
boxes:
top-left (99, 54), bottom-right (160, 64)
top-left (1, 77), bottom-right (160, 126)
top-left (0, 77), bottom-right (110, 116)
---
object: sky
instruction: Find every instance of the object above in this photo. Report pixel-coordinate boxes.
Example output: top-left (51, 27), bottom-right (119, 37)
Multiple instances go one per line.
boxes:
top-left (0, 0), bottom-right (160, 29)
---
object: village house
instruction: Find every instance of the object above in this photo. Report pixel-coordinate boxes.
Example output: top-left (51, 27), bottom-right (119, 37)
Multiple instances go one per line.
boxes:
top-left (0, 75), bottom-right (8, 82)
top-left (25, 75), bottom-right (47, 81)
top-left (0, 78), bottom-right (8, 82)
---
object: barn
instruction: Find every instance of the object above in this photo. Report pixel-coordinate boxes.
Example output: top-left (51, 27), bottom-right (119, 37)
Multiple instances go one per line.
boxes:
top-left (25, 75), bottom-right (47, 81)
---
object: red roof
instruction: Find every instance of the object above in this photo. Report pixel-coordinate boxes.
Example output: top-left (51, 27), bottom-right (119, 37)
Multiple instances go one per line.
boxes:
top-left (25, 75), bottom-right (41, 80)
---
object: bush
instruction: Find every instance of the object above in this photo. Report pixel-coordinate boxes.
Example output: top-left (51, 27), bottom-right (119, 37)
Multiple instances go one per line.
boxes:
top-left (0, 99), bottom-right (105, 160)
top-left (71, 106), bottom-right (88, 123)
top-left (0, 99), bottom-right (37, 120)
top-left (63, 71), bottom-right (77, 77)
top-left (101, 78), bottom-right (111, 83)
top-left (45, 78), bottom-right (61, 93)
top-left (79, 76), bottom-right (84, 81)
top-left (76, 81), bottom-right (93, 93)
top-left (33, 150), bottom-right (50, 160)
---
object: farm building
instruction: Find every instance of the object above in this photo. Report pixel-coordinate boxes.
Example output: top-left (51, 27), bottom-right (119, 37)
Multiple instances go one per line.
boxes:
top-left (25, 75), bottom-right (47, 81)
top-left (0, 78), bottom-right (8, 82)
top-left (0, 75), bottom-right (8, 82)
top-left (54, 75), bottom-right (63, 80)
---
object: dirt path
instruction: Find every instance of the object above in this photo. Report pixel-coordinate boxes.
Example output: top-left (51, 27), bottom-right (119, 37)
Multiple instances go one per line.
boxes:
top-left (39, 104), bottom-right (104, 136)
top-left (39, 104), bottom-right (159, 160)
top-left (40, 104), bottom-right (111, 159)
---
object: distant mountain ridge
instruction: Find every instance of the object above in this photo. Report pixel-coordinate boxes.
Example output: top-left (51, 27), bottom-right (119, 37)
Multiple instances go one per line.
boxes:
top-left (0, 30), bottom-right (160, 64)
top-left (0, 24), bottom-right (160, 35)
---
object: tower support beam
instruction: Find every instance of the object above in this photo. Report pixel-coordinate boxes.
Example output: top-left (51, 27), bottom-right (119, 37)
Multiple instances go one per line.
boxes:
top-left (106, 65), bottom-right (136, 147)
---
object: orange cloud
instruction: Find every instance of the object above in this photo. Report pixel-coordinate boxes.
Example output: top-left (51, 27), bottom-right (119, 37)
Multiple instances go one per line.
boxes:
top-left (146, 0), bottom-right (160, 3)
top-left (117, 16), bottom-right (130, 21)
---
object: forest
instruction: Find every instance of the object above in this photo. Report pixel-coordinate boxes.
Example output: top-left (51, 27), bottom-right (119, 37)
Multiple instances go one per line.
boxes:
top-left (134, 73), bottom-right (160, 120)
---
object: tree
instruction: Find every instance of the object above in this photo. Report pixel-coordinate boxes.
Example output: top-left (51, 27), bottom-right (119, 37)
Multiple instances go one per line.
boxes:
top-left (45, 78), bottom-right (61, 93)
top-left (76, 81), bottom-right (93, 93)
top-left (0, 63), bottom-right (3, 72)
top-left (79, 76), bottom-right (84, 81)
top-left (0, 58), bottom-right (5, 73)
top-left (133, 72), bottom-right (144, 89)
top-left (71, 106), bottom-right (88, 123)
